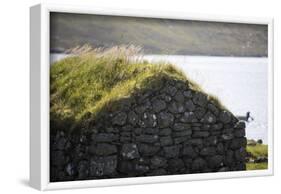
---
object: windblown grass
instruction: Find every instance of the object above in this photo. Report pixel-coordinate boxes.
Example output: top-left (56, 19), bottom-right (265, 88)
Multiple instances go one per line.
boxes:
top-left (50, 45), bottom-right (225, 131)
top-left (246, 144), bottom-right (268, 170)
top-left (246, 144), bottom-right (268, 158)
top-left (246, 163), bottom-right (268, 170)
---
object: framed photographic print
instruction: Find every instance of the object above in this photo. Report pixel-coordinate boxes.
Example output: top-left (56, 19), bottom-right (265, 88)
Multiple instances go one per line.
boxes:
top-left (30, 3), bottom-right (274, 191)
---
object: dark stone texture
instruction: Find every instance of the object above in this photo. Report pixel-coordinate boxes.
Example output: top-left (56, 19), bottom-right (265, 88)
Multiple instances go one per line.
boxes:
top-left (208, 155), bottom-right (224, 169)
top-left (191, 158), bottom-right (207, 171)
top-left (200, 147), bottom-right (216, 156)
top-left (219, 111), bottom-right (232, 124)
top-left (163, 145), bottom-right (180, 158)
top-left (50, 81), bottom-right (246, 181)
top-left (89, 143), bottom-right (117, 156)
top-left (121, 144), bottom-right (140, 159)
top-left (89, 155), bottom-right (117, 176)
top-left (128, 111), bottom-right (139, 126)
top-left (136, 134), bottom-right (158, 143)
top-left (185, 100), bottom-right (196, 111)
top-left (201, 112), bottom-right (216, 124)
top-left (180, 112), bottom-right (198, 123)
top-left (91, 133), bottom-right (119, 143)
top-left (159, 128), bottom-right (172, 136)
top-left (173, 123), bottom-right (191, 131)
top-left (152, 99), bottom-right (167, 113)
top-left (159, 136), bottom-right (173, 146)
top-left (192, 92), bottom-right (208, 107)
top-left (138, 144), bottom-right (160, 156)
top-left (150, 156), bottom-right (167, 169)
top-left (158, 112), bottom-right (174, 128)
top-left (182, 146), bottom-right (197, 158)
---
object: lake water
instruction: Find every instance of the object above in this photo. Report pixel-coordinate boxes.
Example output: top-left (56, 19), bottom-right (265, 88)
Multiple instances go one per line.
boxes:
top-left (51, 54), bottom-right (269, 143)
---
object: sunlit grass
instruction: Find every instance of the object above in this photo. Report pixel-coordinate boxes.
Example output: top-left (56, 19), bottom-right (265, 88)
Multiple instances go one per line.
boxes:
top-left (50, 45), bottom-right (225, 132)
top-left (246, 162), bottom-right (268, 170)
top-left (246, 144), bottom-right (268, 158)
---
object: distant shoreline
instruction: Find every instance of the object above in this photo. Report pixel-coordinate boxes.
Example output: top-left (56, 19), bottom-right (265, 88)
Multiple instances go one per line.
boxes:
top-left (50, 49), bottom-right (268, 58)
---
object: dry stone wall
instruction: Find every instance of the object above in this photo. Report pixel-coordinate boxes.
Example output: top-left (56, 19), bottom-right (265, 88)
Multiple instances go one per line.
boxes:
top-left (50, 78), bottom-right (246, 182)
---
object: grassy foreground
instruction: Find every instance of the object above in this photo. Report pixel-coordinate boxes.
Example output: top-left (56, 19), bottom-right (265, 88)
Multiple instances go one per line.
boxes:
top-left (50, 45), bottom-right (223, 132)
top-left (246, 144), bottom-right (268, 170)
top-left (246, 163), bottom-right (268, 170)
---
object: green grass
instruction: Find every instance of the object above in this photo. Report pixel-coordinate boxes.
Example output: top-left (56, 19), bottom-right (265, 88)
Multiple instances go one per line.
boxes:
top-left (246, 163), bottom-right (268, 170)
top-left (246, 144), bottom-right (268, 170)
top-left (246, 144), bottom-right (268, 158)
top-left (50, 46), bottom-right (225, 132)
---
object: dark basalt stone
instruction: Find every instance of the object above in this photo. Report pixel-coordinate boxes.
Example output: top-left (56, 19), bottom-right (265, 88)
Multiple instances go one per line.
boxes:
top-left (182, 146), bottom-right (197, 158)
top-left (234, 147), bottom-right (246, 162)
top-left (205, 136), bottom-right (218, 146)
top-left (163, 85), bottom-right (177, 96)
top-left (168, 101), bottom-right (185, 113)
top-left (208, 155), bottom-right (224, 168)
top-left (141, 112), bottom-right (157, 128)
top-left (112, 112), bottom-right (127, 126)
top-left (173, 123), bottom-right (191, 131)
top-left (230, 137), bottom-right (247, 150)
top-left (51, 150), bottom-right (67, 166)
top-left (91, 133), bottom-right (119, 143)
top-left (163, 145), bottom-right (180, 158)
top-left (194, 107), bottom-right (207, 119)
top-left (173, 130), bottom-right (192, 137)
top-left (174, 91), bottom-right (185, 103)
top-left (147, 169), bottom-right (167, 176)
top-left (77, 160), bottom-right (89, 179)
top-left (183, 90), bottom-right (193, 98)
top-left (234, 121), bottom-right (246, 129)
top-left (159, 136), bottom-right (173, 146)
top-left (89, 155), bottom-right (117, 177)
top-left (152, 99), bottom-right (167, 113)
top-left (207, 103), bottom-right (220, 116)
top-left (217, 143), bottom-right (224, 155)
top-left (128, 111), bottom-right (139, 126)
top-left (212, 123), bottom-right (223, 130)
top-left (234, 128), bottom-right (246, 137)
top-left (200, 147), bottom-right (216, 156)
top-left (174, 136), bottom-right (190, 144)
top-left (219, 110), bottom-right (232, 124)
top-left (136, 134), bottom-right (158, 143)
top-left (193, 131), bottom-right (210, 138)
top-left (191, 158), bottom-right (207, 171)
top-left (185, 138), bottom-right (203, 146)
top-left (180, 112), bottom-right (198, 123)
top-left (50, 81), bottom-right (247, 181)
top-left (192, 92), bottom-right (208, 107)
top-left (168, 158), bottom-right (185, 172)
top-left (89, 143), bottom-right (117, 156)
top-left (201, 112), bottom-right (216, 124)
top-left (138, 144), bottom-right (160, 156)
top-left (135, 100), bottom-right (151, 114)
top-left (159, 128), bottom-right (172, 136)
top-left (150, 156), bottom-right (167, 169)
top-left (118, 160), bottom-right (134, 174)
top-left (144, 128), bottom-right (159, 135)
top-left (65, 163), bottom-right (76, 176)
top-left (221, 133), bottom-right (234, 140)
top-left (185, 100), bottom-right (196, 111)
top-left (121, 144), bottom-right (140, 159)
top-left (158, 112), bottom-right (174, 128)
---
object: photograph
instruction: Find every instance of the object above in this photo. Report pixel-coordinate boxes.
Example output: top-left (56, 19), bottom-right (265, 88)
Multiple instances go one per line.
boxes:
top-left (49, 12), bottom-right (269, 182)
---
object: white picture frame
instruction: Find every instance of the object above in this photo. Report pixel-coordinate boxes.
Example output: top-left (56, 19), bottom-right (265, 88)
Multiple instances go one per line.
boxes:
top-left (30, 3), bottom-right (274, 191)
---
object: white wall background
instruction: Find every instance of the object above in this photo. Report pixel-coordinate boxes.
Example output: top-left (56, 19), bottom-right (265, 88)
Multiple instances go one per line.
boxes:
top-left (0, 0), bottom-right (279, 193)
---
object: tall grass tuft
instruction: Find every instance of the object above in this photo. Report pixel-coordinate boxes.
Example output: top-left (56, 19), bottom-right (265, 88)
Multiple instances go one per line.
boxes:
top-left (51, 45), bottom-right (226, 132)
